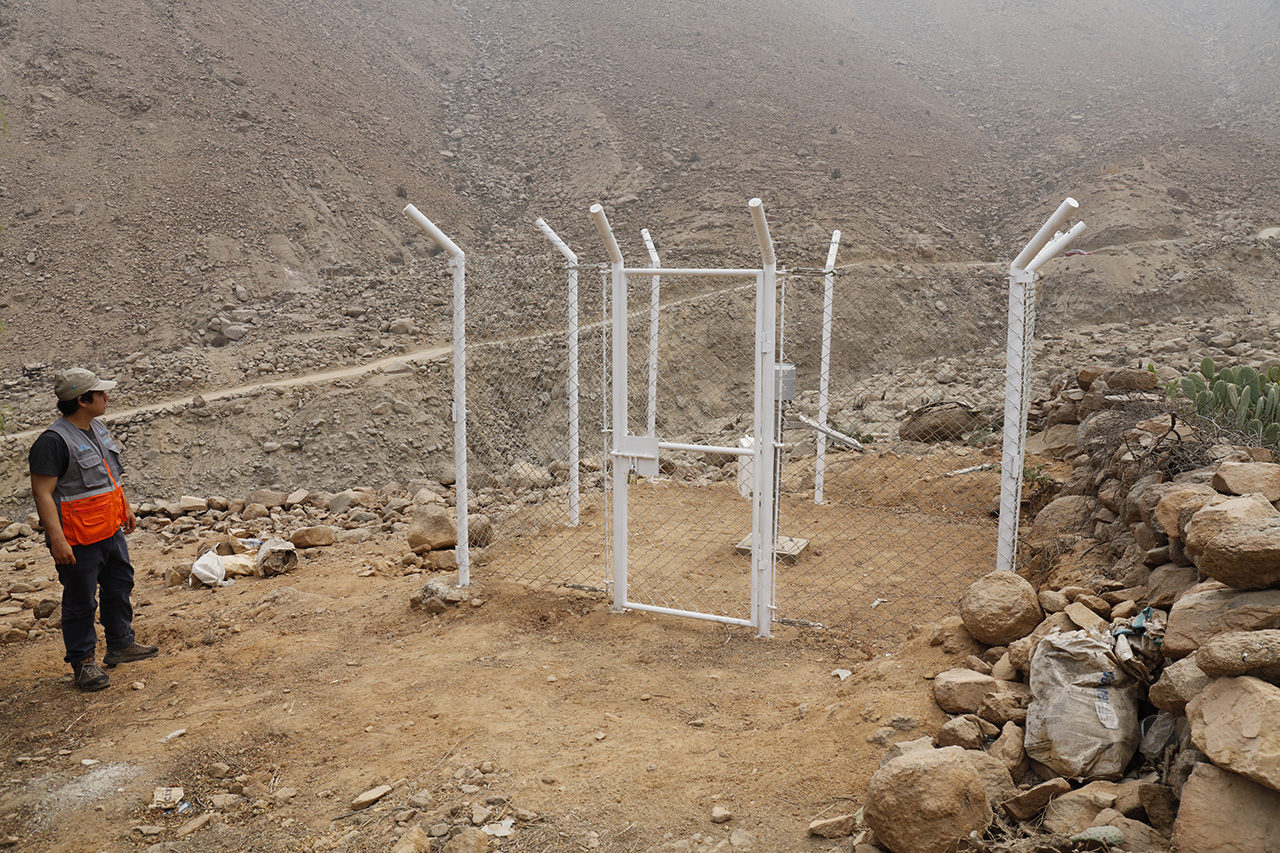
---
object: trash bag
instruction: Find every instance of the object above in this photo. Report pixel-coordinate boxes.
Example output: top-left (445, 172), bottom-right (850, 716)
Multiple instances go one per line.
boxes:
top-left (191, 550), bottom-right (234, 587)
top-left (255, 538), bottom-right (298, 577)
top-left (1024, 628), bottom-right (1139, 781)
top-left (220, 553), bottom-right (257, 577)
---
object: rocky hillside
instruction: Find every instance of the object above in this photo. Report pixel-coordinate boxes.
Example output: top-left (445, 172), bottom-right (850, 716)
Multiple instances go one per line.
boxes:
top-left (2, 0), bottom-right (1280, 505)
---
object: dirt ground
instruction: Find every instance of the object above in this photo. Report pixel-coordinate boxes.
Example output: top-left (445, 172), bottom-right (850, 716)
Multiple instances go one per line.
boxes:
top-left (0, 509), bottom-right (971, 853)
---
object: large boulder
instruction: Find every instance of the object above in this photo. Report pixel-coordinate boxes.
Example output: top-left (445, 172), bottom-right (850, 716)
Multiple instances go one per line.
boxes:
top-left (864, 747), bottom-right (993, 853)
top-left (1163, 583), bottom-right (1280, 658)
top-left (1187, 676), bottom-right (1280, 792)
top-left (1172, 762), bottom-right (1280, 853)
top-left (898, 402), bottom-right (987, 443)
top-left (1149, 656), bottom-right (1212, 714)
top-left (1199, 517), bottom-right (1280, 589)
top-left (1195, 630), bottom-right (1280, 683)
top-left (932, 669), bottom-right (1027, 715)
top-left (1212, 461), bottom-right (1280, 502)
top-left (1183, 493), bottom-right (1280, 558)
top-left (1026, 496), bottom-right (1100, 551)
top-left (959, 571), bottom-right (1043, 645)
top-left (407, 504), bottom-right (456, 554)
top-left (1152, 484), bottom-right (1219, 540)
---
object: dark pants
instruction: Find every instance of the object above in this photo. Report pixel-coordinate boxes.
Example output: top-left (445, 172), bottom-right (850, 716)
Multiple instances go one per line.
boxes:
top-left (55, 530), bottom-right (136, 664)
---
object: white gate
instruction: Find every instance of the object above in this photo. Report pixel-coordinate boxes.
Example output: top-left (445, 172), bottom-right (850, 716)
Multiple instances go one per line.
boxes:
top-left (592, 200), bottom-right (782, 636)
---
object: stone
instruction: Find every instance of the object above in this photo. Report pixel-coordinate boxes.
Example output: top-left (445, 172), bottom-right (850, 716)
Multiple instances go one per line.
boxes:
top-left (1149, 656), bottom-right (1212, 714)
top-left (1200, 517), bottom-right (1280, 589)
top-left (1138, 782), bottom-right (1178, 833)
top-left (959, 571), bottom-right (1043, 645)
top-left (284, 488), bottom-right (309, 509)
top-left (442, 828), bottom-right (489, 853)
top-left (504, 460), bottom-right (554, 490)
top-left (177, 495), bottom-right (208, 513)
top-left (975, 690), bottom-right (1029, 726)
top-left (864, 747), bottom-right (993, 853)
top-left (960, 750), bottom-right (1017, 807)
top-left (710, 805), bottom-right (732, 823)
top-left (1212, 461), bottom-right (1280, 501)
top-left (351, 784), bottom-right (392, 810)
top-left (932, 669), bottom-right (1002, 714)
top-left (1025, 423), bottom-right (1081, 459)
top-left (1026, 496), bottom-right (1100, 550)
top-left (1069, 825), bottom-right (1125, 850)
top-left (934, 716), bottom-right (983, 749)
top-left (808, 814), bottom-right (858, 838)
top-left (898, 402), bottom-right (987, 443)
top-left (1042, 781), bottom-right (1120, 834)
top-left (289, 526), bottom-right (336, 548)
top-left (407, 504), bottom-right (456, 554)
top-left (728, 828), bottom-right (755, 848)
top-left (877, 736), bottom-right (935, 767)
top-left (1038, 588), bottom-right (1068, 613)
top-left (1187, 676), bottom-right (1280, 792)
top-left (1002, 777), bottom-right (1070, 821)
top-left (391, 826), bottom-right (432, 853)
top-left (1146, 563), bottom-right (1200, 607)
top-left (1152, 484), bottom-right (1219, 539)
top-left (1196, 629), bottom-right (1280, 682)
top-left (174, 813), bottom-right (216, 837)
top-left (1063, 601), bottom-right (1108, 632)
top-left (928, 616), bottom-right (980, 656)
top-left (1163, 583), bottom-right (1280, 657)
top-left (1184, 493), bottom-right (1280, 558)
top-left (327, 489), bottom-right (372, 514)
top-left (988, 722), bottom-right (1027, 776)
top-left (1172, 762), bottom-right (1280, 853)
top-left (245, 488), bottom-right (288, 509)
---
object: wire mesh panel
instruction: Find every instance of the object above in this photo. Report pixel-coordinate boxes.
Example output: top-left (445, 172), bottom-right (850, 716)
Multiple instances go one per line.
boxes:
top-left (620, 273), bottom-right (761, 621)
top-left (771, 264), bottom-right (1013, 637)
top-left (462, 255), bottom-right (612, 591)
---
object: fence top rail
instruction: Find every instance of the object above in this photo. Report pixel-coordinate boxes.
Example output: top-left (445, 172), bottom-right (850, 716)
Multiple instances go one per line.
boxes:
top-left (620, 266), bottom-right (762, 277)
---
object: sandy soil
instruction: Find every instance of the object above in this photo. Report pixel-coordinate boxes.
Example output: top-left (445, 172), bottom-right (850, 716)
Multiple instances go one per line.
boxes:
top-left (0, 498), bottom-right (974, 853)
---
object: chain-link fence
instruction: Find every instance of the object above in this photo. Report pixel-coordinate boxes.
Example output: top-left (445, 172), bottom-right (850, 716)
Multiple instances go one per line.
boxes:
top-left (455, 245), bottom-right (1029, 641)
top-left (772, 265), bottom-right (1011, 634)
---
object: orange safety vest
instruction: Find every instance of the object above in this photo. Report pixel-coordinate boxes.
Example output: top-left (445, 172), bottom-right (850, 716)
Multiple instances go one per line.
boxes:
top-left (46, 418), bottom-right (129, 547)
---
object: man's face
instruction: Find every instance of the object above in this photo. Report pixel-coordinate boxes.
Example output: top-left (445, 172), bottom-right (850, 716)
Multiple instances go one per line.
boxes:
top-left (82, 391), bottom-right (110, 417)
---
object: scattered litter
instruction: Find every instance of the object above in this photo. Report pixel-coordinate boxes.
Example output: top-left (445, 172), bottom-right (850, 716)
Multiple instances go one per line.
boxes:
top-left (190, 551), bottom-right (233, 588)
top-left (945, 462), bottom-right (998, 477)
top-left (831, 669), bottom-right (852, 681)
top-left (256, 538), bottom-right (299, 577)
top-left (151, 787), bottom-right (184, 809)
top-left (176, 801), bottom-right (193, 815)
top-left (870, 598), bottom-right (888, 608)
top-left (483, 818), bottom-right (516, 838)
top-left (158, 729), bottom-right (187, 744)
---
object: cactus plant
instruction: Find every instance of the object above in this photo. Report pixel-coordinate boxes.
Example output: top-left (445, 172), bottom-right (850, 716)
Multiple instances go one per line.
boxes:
top-left (1172, 356), bottom-right (1280, 450)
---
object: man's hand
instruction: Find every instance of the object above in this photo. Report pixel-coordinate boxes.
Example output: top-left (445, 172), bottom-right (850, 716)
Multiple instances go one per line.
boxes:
top-left (123, 502), bottom-right (137, 535)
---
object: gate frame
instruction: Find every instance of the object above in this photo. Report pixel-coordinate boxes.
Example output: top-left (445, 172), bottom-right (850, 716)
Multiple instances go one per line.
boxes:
top-left (590, 199), bottom-right (781, 637)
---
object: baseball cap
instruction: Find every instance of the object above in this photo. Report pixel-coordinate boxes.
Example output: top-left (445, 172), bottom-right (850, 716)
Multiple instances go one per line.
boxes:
top-left (53, 368), bottom-right (117, 401)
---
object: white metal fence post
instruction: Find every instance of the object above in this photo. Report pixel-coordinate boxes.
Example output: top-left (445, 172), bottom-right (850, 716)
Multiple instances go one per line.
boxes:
top-left (749, 198), bottom-right (778, 638)
top-left (401, 203), bottom-right (470, 585)
top-left (534, 217), bottom-right (582, 527)
top-left (591, 204), bottom-right (630, 611)
top-left (997, 199), bottom-right (1086, 573)
top-left (815, 230), bottom-right (841, 505)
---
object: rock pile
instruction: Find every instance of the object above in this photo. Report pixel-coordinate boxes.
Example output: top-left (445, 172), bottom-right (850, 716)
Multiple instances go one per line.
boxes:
top-left (0, 480), bottom-right (483, 643)
top-left (859, 365), bottom-right (1280, 853)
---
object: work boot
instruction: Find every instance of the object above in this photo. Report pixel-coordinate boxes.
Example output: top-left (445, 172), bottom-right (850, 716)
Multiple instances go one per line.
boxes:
top-left (104, 641), bottom-right (159, 668)
top-left (72, 660), bottom-right (110, 692)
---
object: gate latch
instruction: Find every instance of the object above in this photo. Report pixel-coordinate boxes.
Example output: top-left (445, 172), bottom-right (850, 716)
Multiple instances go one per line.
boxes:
top-left (613, 435), bottom-right (659, 479)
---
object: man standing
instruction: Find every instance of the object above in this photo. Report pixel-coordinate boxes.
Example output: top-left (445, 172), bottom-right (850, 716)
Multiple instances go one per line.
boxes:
top-left (28, 368), bottom-right (158, 691)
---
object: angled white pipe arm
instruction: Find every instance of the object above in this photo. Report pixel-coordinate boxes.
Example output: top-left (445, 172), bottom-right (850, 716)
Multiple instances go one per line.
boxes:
top-left (590, 204), bottom-right (624, 265)
top-left (1026, 221), bottom-right (1088, 274)
top-left (1010, 197), bottom-right (1078, 273)
top-left (535, 217), bottom-right (578, 266)
top-left (748, 197), bottom-right (776, 265)
top-left (404, 204), bottom-right (464, 260)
